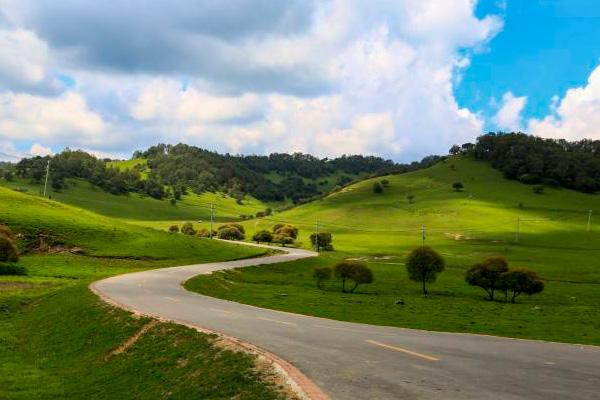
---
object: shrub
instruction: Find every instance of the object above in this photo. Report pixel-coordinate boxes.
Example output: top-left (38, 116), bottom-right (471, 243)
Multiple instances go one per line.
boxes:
top-left (452, 182), bottom-right (464, 192)
top-left (373, 182), bottom-right (384, 194)
top-left (181, 222), bottom-right (196, 236)
top-left (333, 261), bottom-right (369, 293)
top-left (499, 269), bottom-right (544, 303)
top-left (168, 225), bottom-right (179, 233)
top-left (217, 227), bottom-right (244, 241)
top-left (273, 234), bottom-right (294, 246)
top-left (0, 263), bottom-right (26, 276)
top-left (312, 267), bottom-right (332, 289)
top-left (0, 224), bottom-right (16, 241)
top-left (0, 235), bottom-right (19, 262)
top-left (381, 179), bottom-right (390, 187)
top-left (310, 232), bottom-right (333, 251)
top-left (219, 223), bottom-right (245, 234)
top-left (197, 228), bottom-right (217, 238)
top-left (406, 246), bottom-right (445, 295)
top-left (273, 224), bottom-right (298, 239)
top-left (406, 194), bottom-right (415, 204)
top-left (533, 185), bottom-right (544, 194)
top-left (252, 230), bottom-right (273, 244)
top-left (465, 257), bottom-right (509, 301)
top-left (347, 263), bottom-right (374, 293)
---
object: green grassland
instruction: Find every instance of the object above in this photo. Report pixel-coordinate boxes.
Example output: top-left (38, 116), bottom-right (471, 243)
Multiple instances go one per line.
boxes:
top-left (186, 156), bottom-right (600, 345)
top-left (0, 187), bottom-right (285, 399)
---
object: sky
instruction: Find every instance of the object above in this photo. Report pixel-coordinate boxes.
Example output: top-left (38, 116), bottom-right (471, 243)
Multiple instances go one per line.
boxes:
top-left (0, 0), bottom-right (599, 162)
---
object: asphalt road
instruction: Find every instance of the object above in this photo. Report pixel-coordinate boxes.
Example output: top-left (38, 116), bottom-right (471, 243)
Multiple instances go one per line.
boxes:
top-left (92, 243), bottom-right (600, 400)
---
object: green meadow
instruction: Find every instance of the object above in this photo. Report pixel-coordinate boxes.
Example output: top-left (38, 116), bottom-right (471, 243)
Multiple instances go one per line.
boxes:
top-left (0, 187), bottom-right (287, 399)
top-left (187, 156), bottom-right (600, 345)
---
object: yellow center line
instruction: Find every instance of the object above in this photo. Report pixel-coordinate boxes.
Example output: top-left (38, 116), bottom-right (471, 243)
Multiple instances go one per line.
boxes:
top-left (258, 317), bottom-right (297, 327)
top-left (366, 340), bottom-right (439, 361)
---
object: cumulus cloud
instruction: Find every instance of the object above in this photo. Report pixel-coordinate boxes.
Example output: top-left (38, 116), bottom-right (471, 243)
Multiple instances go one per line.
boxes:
top-left (492, 92), bottom-right (527, 131)
top-left (528, 65), bottom-right (600, 141)
top-left (0, 0), bottom-right (504, 160)
top-left (29, 143), bottom-right (52, 156)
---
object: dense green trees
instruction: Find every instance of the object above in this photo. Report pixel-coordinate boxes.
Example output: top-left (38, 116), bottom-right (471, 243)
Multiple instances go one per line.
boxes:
top-left (406, 246), bottom-right (445, 295)
top-left (500, 269), bottom-right (544, 303)
top-left (310, 232), bottom-right (333, 251)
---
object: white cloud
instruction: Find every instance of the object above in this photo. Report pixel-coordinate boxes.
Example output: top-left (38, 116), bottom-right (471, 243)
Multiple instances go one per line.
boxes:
top-left (493, 92), bottom-right (527, 131)
top-left (29, 143), bottom-right (52, 156)
top-left (528, 65), bottom-right (600, 141)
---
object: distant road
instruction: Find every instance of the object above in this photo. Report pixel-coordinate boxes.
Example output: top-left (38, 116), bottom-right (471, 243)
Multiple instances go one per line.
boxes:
top-left (92, 243), bottom-right (600, 400)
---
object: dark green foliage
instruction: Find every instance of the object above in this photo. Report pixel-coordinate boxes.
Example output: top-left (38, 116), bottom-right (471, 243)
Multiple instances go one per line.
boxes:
top-left (406, 246), bottom-right (445, 295)
top-left (381, 179), bottom-right (390, 187)
top-left (533, 185), bottom-right (544, 194)
top-left (3, 169), bottom-right (14, 181)
top-left (452, 182), bottom-right (464, 191)
top-left (181, 222), bottom-right (196, 236)
top-left (219, 223), bottom-right (246, 235)
top-left (312, 267), bottom-right (332, 289)
top-left (373, 182), bottom-right (384, 193)
top-left (465, 257), bottom-right (509, 301)
top-left (449, 145), bottom-right (461, 155)
top-left (168, 225), bottom-right (179, 233)
top-left (310, 232), bottom-right (333, 251)
top-left (196, 228), bottom-right (217, 238)
top-left (471, 133), bottom-right (600, 193)
top-left (0, 262), bottom-right (26, 275)
top-left (347, 263), bottom-right (374, 293)
top-left (499, 269), bottom-right (544, 303)
top-left (273, 234), bottom-right (294, 246)
top-left (406, 194), bottom-right (415, 204)
top-left (252, 230), bottom-right (273, 244)
top-left (218, 227), bottom-right (244, 241)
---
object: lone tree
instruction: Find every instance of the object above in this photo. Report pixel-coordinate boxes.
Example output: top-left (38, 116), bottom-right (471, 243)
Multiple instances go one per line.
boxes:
top-left (273, 224), bottom-right (298, 239)
top-left (406, 246), bottom-right (445, 296)
top-left (334, 261), bottom-right (364, 293)
top-left (312, 267), bottom-right (332, 289)
top-left (310, 232), bottom-right (333, 251)
top-left (347, 263), bottom-right (374, 293)
top-left (217, 226), bottom-right (244, 241)
top-left (373, 182), bottom-right (384, 194)
top-left (465, 257), bottom-right (509, 301)
top-left (449, 144), bottom-right (461, 155)
top-left (168, 225), bottom-right (179, 233)
top-left (181, 222), bottom-right (196, 236)
top-left (452, 182), bottom-right (464, 192)
top-left (252, 230), bottom-right (273, 244)
top-left (499, 269), bottom-right (544, 303)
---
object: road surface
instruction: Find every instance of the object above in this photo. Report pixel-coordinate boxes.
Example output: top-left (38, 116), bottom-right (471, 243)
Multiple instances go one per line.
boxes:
top-left (92, 243), bottom-right (600, 400)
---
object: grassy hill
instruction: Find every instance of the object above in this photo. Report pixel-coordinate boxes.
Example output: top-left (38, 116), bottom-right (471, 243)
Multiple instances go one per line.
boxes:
top-left (187, 156), bottom-right (600, 344)
top-left (0, 188), bottom-right (286, 399)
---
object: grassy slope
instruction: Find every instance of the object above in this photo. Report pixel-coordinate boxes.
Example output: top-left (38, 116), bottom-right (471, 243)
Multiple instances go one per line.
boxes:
top-left (0, 188), bottom-right (282, 399)
top-left (187, 156), bottom-right (600, 345)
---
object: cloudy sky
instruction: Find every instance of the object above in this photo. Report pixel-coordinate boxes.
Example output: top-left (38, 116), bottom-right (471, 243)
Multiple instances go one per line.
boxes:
top-left (0, 0), bottom-right (599, 162)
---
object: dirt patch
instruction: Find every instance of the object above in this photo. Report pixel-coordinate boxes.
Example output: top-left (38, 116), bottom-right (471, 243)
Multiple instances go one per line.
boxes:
top-left (105, 320), bottom-right (159, 359)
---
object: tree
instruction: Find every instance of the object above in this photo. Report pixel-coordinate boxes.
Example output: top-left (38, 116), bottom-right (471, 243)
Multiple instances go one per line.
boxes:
top-left (218, 227), bottom-right (244, 240)
top-left (532, 185), bottom-right (544, 194)
top-left (465, 257), bottom-right (509, 301)
top-left (449, 144), bottom-right (461, 155)
top-left (334, 261), bottom-right (363, 293)
top-left (197, 228), bottom-right (217, 238)
top-left (406, 246), bottom-right (445, 295)
top-left (168, 225), bottom-right (179, 233)
top-left (347, 263), bottom-right (374, 293)
top-left (252, 230), bottom-right (273, 244)
top-left (406, 194), bottom-right (415, 204)
top-left (452, 182), bottom-right (464, 192)
top-left (499, 269), bottom-right (544, 303)
top-left (0, 227), bottom-right (19, 263)
top-left (273, 224), bottom-right (298, 239)
top-left (219, 223), bottom-right (246, 235)
top-left (373, 182), bottom-right (384, 194)
top-left (2, 170), bottom-right (14, 181)
top-left (310, 232), bottom-right (333, 251)
top-left (181, 222), bottom-right (196, 236)
top-left (312, 267), bottom-right (332, 289)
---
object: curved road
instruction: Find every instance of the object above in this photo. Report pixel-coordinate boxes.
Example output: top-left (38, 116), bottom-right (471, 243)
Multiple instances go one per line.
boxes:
top-left (92, 243), bottom-right (600, 400)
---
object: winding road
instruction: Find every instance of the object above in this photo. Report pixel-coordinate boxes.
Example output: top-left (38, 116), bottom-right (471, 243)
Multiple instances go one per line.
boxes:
top-left (92, 243), bottom-right (600, 400)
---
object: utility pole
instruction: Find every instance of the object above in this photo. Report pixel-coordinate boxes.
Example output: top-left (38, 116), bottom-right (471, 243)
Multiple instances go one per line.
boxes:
top-left (315, 218), bottom-right (319, 252)
top-left (421, 225), bottom-right (426, 247)
top-left (587, 209), bottom-right (592, 232)
top-left (209, 203), bottom-right (214, 239)
top-left (43, 159), bottom-right (50, 198)
top-left (515, 217), bottom-right (521, 242)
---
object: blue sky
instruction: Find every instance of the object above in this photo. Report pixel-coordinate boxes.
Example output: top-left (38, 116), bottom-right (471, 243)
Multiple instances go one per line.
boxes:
top-left (458, 0), bottom-right (600, 129)
top-left (0, 0), bottom-right (598, 162)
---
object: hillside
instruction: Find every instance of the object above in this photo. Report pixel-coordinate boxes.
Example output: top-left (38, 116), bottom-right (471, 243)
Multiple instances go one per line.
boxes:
top-left (188, 155), bottom-right (600, 344)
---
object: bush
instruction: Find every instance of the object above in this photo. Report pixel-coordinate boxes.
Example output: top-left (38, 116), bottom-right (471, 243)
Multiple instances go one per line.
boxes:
top-left (0, 224), bottom-right (16, 241)
top-left (312, 267), bottom-right (332, 289)
top-left (273, 234), bottom-right (294, 246)
top-left (168, 225), bottom-right (179, 233)
top-left (181, 222), bottom-right (196, 236)
top-left (0, 235), bottom-right (19, 263)
top-left (373, 182), bottom-right (384, 194)
top-left (252, 230), bottom-right (273, 244)
top-left (465, 257), bottom-right (509, 301)
top-left (333, 261), bottom-right (372, 293)
top-left (452, 182), bottom-right (464, 192)
top-left (219, 223), bottom-right (245, 234)
top-left (310, 232), bottom-right (333, 251)
top-left (273, 224), bottom-right (298, 239)
top-left (0, 263), bottom-right (26, 276)
top-left (381, 179), bottom-right (390, 187)
top-left (406, 194), bottom-right (415, 204)
top-left (499, 269), bottom-right (544, 303)
top-left (196, 228), bottom-right (217, 238)
top-left (406, 246), bottom-right (445, 295)
top-left (533, 185), bottom-right (545, 194)
top-left (217, 227), bottom-right (244, 241)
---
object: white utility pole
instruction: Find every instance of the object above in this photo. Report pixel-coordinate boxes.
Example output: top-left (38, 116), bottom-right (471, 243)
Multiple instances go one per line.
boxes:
top-left (587, 209), bottom-right (592, 232)
top-left (43, 160), bottom-right (50, 198)
top-left (209, 203), bottom-right (214, 239)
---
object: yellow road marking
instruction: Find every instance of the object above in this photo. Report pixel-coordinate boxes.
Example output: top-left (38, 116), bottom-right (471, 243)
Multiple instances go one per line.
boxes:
top-left (366, 340), bottom-right (439, 361)
top-left (258, 317), bottom-right (297, 327)
top-left (312, 324), bottom-right (395, 337)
